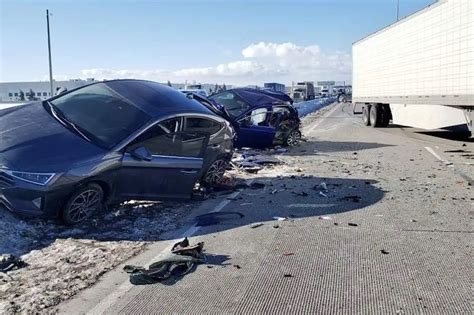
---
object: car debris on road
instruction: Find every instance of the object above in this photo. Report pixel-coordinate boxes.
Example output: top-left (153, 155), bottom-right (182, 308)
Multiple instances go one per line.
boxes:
top-left (123, 238), bottom-right (204, 285)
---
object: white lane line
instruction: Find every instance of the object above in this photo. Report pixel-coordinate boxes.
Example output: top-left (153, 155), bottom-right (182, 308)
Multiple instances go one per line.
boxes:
top-left (303, 103), bottom-right (341, 135)
top-left (87, 189), bottom-right (244, 315)
top-left (424, 146), bottom-right (453, 166)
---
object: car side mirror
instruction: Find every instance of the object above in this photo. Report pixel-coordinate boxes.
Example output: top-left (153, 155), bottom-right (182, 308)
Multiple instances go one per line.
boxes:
top-left (130, 146), bottom-right (152, 161)
top-left (56, 87), bottom-right (68, 96)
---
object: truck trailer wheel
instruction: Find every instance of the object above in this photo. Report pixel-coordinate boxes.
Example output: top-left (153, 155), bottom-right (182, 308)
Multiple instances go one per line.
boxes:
top-left (362, 104), bottom-right (371, 126)
top-left (379, 104), bottom-right (391, 127)
top-left (369, 104), bottom-right (381, 127)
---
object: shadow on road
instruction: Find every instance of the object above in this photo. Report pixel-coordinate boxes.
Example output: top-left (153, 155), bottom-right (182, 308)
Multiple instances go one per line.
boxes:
top-left (0, 174), bottom-right (385, 257)
top-left (284, 140), bottom-right (394, 155)
top-left (184, 175), bottom-right (385, 239)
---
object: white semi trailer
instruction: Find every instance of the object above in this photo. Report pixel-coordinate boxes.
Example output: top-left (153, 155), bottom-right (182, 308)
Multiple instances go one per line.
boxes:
top-left (352, 0), bottom-right (473, 135)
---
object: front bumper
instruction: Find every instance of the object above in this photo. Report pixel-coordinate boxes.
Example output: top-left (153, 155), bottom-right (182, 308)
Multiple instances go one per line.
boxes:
top-left (0, 171), bottom-right (72, 218)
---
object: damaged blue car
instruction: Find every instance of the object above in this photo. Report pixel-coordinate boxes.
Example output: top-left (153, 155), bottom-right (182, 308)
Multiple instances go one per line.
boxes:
top-left (209, 88), bottom-right (301, 149)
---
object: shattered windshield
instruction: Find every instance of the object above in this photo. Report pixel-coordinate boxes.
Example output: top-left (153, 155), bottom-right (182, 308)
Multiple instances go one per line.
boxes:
top-left (49, 83), bottom-right (151, 149)
top-left (210, 91), bottom-right (250, 118)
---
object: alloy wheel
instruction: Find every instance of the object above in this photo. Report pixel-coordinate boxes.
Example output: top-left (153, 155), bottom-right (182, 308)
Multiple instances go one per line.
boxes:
top-left (204, 159), bottom-right (227, 185)
top-left (67, 189), bottom-right (102, 224)
top-left (286, 130), bottom-right (301, 146)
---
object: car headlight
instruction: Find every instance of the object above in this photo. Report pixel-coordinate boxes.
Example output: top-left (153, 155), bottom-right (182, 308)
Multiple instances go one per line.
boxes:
top-left (4, 171), bottom-right (57, 186)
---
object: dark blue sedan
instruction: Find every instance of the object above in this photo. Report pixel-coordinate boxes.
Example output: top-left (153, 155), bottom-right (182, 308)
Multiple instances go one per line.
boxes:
top-left (0, 80), bottom-right (234, 224)
top-left (209, 88), bottom-right (301, 149)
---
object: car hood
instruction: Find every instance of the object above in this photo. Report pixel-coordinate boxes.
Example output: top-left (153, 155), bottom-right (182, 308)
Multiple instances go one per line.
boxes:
top-left (0, 102), bottom-right (106, 172)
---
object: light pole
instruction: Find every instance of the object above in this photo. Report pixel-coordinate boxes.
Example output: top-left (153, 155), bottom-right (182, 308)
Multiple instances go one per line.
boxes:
top-left (46, 9), bottom-right (54, 97)
top-left (397, 0), bottom-right (400, 21)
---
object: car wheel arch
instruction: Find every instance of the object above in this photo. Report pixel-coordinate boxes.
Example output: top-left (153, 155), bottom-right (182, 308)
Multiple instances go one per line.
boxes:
top-left (74, 179), bottom-right (112, 204)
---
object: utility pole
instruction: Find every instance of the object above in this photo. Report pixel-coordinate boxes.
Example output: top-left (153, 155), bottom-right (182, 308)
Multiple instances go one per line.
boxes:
top-left (396, 0), bottom-right (400, 21)
top-left (46, 9), bottom-right (54, 97)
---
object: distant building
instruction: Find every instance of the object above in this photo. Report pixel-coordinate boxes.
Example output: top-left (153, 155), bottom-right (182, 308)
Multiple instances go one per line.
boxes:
top-left (0, 78), bottom-right (96, 102)
top-left (263, 82), bottom-right (286, 93)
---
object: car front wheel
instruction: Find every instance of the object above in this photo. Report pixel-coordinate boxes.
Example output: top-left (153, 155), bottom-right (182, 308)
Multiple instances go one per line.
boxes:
top-left (62, 183), bottom-right (104, 225)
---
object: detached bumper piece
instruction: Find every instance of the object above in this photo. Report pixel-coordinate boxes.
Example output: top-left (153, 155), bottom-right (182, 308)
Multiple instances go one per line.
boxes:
top-left (123, 238), bottom-right (205, 285)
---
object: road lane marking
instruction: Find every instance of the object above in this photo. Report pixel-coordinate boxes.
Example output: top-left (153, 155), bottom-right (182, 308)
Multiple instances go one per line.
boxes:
top-left (87, 189), bottom-right (245, 315)
top-left (424, 147), bottom-right (473, 186)
top-left (303, 103), bottom-right (341, 135)
top-left (424, 146), bottom-right (453, 166)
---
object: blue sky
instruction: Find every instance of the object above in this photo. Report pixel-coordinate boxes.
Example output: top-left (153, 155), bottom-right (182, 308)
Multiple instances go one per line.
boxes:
top-left (0, 0), bottom-right (435, 85)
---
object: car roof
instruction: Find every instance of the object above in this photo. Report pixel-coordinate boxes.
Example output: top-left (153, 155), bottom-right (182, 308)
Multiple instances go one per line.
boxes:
top-left (101, 80), bottom-right (214, 119)
top-left (212, 88), bottom-right (293, 108)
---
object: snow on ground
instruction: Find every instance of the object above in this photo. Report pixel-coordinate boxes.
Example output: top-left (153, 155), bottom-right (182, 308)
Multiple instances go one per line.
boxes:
top-left (0, 201), bottom-right (193, 313)
top-left (294, 97), bottom-right (336, 118)
top-left (0, 102), bottom-right (337, 314)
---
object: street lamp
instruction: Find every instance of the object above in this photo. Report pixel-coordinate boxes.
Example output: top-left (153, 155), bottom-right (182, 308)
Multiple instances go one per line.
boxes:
top-left (46, 9), bottom-right (53, 97)
top-left (397, 0), bottom-right (400, 21)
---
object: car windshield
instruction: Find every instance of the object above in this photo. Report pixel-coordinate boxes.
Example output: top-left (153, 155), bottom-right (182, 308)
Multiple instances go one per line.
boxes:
top-left (209, 91), bottom-right (250, 118)
top-left (49, 83), bottom-right (151, 149)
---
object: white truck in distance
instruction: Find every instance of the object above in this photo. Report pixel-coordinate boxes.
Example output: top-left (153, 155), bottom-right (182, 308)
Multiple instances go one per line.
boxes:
top-left (352, 0), bottom-right (473, 135)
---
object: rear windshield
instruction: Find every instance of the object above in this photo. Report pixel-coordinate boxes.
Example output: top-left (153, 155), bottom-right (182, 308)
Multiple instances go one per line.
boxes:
top-left (50, 83), bottom-right (151, 149)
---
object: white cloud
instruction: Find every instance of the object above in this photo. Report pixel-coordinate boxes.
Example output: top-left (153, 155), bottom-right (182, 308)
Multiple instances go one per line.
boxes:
top-left (79, 42), bottom-right (351, 85)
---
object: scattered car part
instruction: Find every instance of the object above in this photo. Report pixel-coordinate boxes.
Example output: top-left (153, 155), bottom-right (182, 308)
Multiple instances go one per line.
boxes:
top-left (123, 238), bottom-right (205, 285)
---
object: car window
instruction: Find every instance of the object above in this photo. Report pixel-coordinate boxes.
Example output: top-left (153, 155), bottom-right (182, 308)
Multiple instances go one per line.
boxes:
top-left (185, 117), bottom-right (222, 135)
top-left (128, 117), bottom-right (207, 157)
top-left (239, 108), bottom-right (270, 127)
top-left (210, 91), bottom-right (249, 118)
top-left (131, 117), bottom-right (181, 145)
top-left (49, 83), bottom-right (150, 149)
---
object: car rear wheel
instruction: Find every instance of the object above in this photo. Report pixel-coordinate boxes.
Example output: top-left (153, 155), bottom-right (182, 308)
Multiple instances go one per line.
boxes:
top-left (203, 158), bottom-right (228, 186)
top-left (62, 183), bottom-right (104, 225)
top-left (285, 129), bottom-right (301, 146)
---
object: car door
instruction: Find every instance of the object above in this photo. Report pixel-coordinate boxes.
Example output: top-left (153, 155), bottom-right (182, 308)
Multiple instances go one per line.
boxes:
top-left (236, 107), bottom-right (276, 149)
top-left (116, 117), bottom-right (208, 200)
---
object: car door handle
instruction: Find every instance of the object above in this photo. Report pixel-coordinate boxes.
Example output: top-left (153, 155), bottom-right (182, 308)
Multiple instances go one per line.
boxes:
top-left (210, 144), bottom-right (220, 148)
top-left (181, 170), bottom-right (198, 174)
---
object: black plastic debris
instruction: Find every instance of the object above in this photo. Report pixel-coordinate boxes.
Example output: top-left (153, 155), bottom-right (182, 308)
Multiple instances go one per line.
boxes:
top-left (284, 273), bottom-right (294, 278)
top-left (250, 223), bottom-right (264, 229)
top-left (123, 238), bottom-right (205, 285)
top-left (339, 195), bottom-right (362, 203)
top-left (293, 191), bottom-right (308, 197)
top-left (444, 149), bottom-right (471, 153)
top-left (0, 254), bottom-right (26, 273)
top-left (250, 182), bottom-right (266, 189)
top-left (195, 212), bottom-right (245, 226)
top-left (380, 249), bottom-right (390, 255)
top-left (348, 223), bottom-right (358, 227)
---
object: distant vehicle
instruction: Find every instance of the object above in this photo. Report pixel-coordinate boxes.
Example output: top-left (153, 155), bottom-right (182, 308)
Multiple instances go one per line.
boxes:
top-left (0, 80), bottom-right (234, 224)
top-left (181, 89), bottom-right (208, 98)
top-left (294, 81), bottom-right (316, 101)
top-left (210, 88), bottom-right (301, 149)
top-left (352, 0), bottom-right (473, 134)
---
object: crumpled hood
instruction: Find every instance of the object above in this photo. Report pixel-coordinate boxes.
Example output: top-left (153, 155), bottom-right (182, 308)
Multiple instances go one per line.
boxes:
top-left (0, 102), bottom-right (106, 172)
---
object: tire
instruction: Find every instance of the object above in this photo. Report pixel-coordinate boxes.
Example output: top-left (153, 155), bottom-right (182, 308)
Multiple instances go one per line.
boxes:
top-left (62, 183), bottom-right (104, 225)
top-left (379, 104), bottom-right (391, 127)
top-left (202, 158), bottom-right (228, 186)
top-left (285, 129), bottom-right (302, 146)
top-left (369, 104), bottom-right (380, 128)
top-left (362, 104), bottom-right (371, 126)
